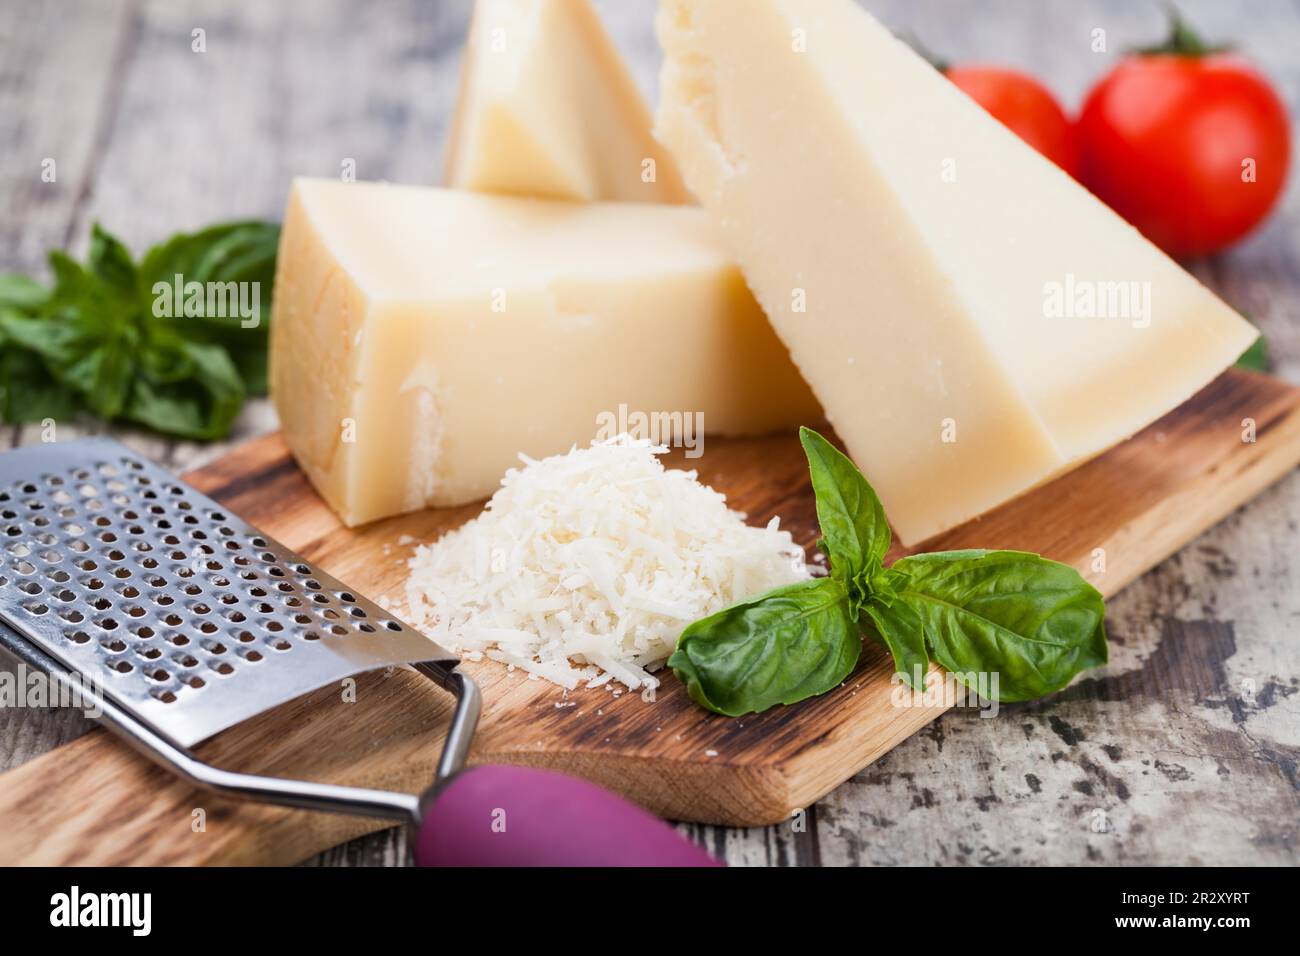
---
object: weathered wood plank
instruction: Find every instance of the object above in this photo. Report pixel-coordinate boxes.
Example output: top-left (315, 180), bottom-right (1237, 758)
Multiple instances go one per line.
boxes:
top-left (0, 0), bottom-right (136, 272)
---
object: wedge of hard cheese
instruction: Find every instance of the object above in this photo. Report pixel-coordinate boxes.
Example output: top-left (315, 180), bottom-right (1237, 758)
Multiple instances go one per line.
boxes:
top-left (445, 0), bottom-right (690, 203)
top-left (270, 179), bottom-right (821, 526)
top-left (655, 0), bottom-right (1258, 545)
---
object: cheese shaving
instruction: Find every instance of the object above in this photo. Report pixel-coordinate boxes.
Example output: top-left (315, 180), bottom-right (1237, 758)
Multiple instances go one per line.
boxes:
top-left (404, 436), bottom-right (809, 691)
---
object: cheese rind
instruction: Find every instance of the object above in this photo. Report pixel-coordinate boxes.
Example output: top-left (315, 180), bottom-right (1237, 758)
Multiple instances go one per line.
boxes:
top-left (655, 0), bottom-right (1257, 544)
top-left (270, 179), bottom-right (821, 526)
top-left (445, 0), bottom-right (691, 204)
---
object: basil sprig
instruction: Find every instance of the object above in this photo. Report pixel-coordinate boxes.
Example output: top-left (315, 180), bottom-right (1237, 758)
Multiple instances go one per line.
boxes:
top-left (670, 427), bottom-right (1108, 716)
top-left (0, 220), bottom-right (279, 439)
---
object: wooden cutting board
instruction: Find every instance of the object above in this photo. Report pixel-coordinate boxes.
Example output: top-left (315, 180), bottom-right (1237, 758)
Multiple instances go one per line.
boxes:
top-left (0, 368), bottom-right (1297, 865)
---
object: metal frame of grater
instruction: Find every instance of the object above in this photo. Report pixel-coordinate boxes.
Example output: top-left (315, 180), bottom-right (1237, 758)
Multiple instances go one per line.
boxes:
top-left (0, 438), bottom-right (481, 829)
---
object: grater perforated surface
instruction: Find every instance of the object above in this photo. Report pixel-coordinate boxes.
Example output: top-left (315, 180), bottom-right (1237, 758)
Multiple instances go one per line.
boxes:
top-left (0, 439), bottom-right (456, 748)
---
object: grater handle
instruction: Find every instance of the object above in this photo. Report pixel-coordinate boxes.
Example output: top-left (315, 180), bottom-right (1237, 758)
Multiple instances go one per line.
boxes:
top-left (412, 764), bottom-right (721, 867)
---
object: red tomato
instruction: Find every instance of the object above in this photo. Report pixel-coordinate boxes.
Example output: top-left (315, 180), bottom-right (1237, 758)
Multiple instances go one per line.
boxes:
top-left (945, 65), bottom-right (1079, 177)
top-left (1078, 54), bottom-right (1290, 258)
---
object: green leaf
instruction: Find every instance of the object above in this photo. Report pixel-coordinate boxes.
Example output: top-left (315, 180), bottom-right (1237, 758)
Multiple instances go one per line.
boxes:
top-left (0, 366), bottom-right (82, 422)
top-left (892, 549), bottom-right (1107, 702)
top-left (73, 340), bottom-right (137, 418)
top-left (88, 224), bottom-right (138, 299)
top-left (140, 221), bottom-right (280, 289)
top-left (0, 316), bottom-right (81, 423)
top-left (229, 346), bottom-right (268, 395)
top-left (0, 308), bottom-right (133, 418)
top-left (138, 220), bottom-right (279, 393)
top-left (25, 250), bottom-right (139, 418)
top-left (0, 219), bottom-right (277, 437)
top-left (0, 309), bottom-right (75, 360)
top-left (127, 334), bottom-right (245, 440)
top-left (45, 249), bottom-right (102, 306)
top-left (798, 426), bottom-right (891, 598)
top-left (862, 595), bottom-right (929, 691)
top-left (1236, 336), bottom-right (1269, 372)
top-left (0, 274), bottom-right (49, 313)
top-left (669, 577), bottom-right (860, 716)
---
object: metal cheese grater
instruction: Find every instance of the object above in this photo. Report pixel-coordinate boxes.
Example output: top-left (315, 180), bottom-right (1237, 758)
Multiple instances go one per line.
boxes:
top-left (0, 438), bottom-right (480, 824)
top-left (0, 438), bottom-right (720, 866)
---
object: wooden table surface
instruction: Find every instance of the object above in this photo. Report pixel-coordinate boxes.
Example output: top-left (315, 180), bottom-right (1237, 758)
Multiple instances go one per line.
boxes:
top-left (2, 0), bottom-right (1297, 867)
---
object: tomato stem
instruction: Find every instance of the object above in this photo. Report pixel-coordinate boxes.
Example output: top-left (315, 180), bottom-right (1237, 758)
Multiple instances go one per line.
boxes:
top-left (1135, 4), bottom-right (1230, 56)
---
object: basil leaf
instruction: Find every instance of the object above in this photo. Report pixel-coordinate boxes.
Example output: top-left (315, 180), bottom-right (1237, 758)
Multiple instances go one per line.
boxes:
top-left (892, 549), bottom-right (1107, 702)
top-left (224, 346), bottom-right (268, 397)
top-left (0, 359), bottom-right (81, 422)
top-left (33, 250), bottom-right (140, 418)
top-left (139, 221), bottom-right (279, 393)
top-left (0, 219), bottom-right (277, 437)
top-left (799, 426), bottom-right (891, 596)
top-left (140, 220), bottom-right (280, 289)
top-left (669, 577), bottom-right (860, 716)
top-left (1236, 335), bottom-right (1269, 372)
top-left (0, 275), bottom-right (49, 313)
top-left (0, 315), bottom-right (81, 423)
top-left (88, 224), bottom-right (139, 300)
top-left (127, 332), bottom-right (245, 440)
top-left (862, 595), bottom-right (929, 691)
top-left (1, 309), bottom-right (127, 418)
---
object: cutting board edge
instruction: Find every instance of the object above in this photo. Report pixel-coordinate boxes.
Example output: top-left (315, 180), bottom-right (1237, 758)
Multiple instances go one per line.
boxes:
top-left (191, 372), bottom-right (1300, 831)
top-left (3, 370), bottom-right (1297, 862)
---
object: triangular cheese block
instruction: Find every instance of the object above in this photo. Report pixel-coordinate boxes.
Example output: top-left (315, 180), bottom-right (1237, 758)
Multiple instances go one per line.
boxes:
top-left (446, 0), bottom-right (691, 203)
top-left (656, 0), bottom-right (1258, 544)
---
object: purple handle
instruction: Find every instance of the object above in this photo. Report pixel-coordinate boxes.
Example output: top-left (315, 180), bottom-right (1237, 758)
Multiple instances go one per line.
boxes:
top-left (414, 765), bottom-right (721, 867)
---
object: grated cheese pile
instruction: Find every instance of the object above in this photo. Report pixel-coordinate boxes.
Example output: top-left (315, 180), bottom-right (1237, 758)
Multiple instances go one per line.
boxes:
top-left (404, 436), bottom-right (809, 692)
